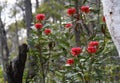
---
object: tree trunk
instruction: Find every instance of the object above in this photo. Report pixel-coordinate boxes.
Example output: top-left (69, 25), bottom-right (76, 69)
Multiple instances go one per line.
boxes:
top-left (36, 0), bottom-right (39, 10)
top-left (0, 18), bottom-right (9, 58)
top-left (0, 19), bottom-right (3, 62)
top-left (74, 0), bottom-right (81, 47)
top-left (6, 44), bottom-right (28, 83)
top-left (24, 0), bottom-right (36, 82)
top-left (101, 0), bottom-right (120, 56)
top-left (15, 10), bottom-right (19, 55)
top-left (24, 0), bottom-right (32, 39)
top-left (0, 17), bottom-right (9, 82)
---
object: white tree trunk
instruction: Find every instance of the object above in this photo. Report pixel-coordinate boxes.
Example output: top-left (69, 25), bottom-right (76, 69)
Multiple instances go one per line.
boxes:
top-left (101, 0), bottom-right (120, 57)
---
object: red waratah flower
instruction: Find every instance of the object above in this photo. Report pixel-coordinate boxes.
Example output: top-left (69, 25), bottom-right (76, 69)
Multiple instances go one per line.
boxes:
top-left (71, 47), bottom-right (82, 56)
top-left (36, 14), bottom-right (45, 21)
top-left (87, 46), bottom-right (97, 53)
top-left (88, 41), bottom-right (99, 47)
top-left (44, 29), bottom-right (51, 35)
top-left (80, 6), bottom-right (90, 13)
top-left (35, 23), bottom-right (43, 29)
top-left (65, 23), bottom-right (73, 28)
top-left (67, 8), bottom-right (76, 16)
top-left (102, 16), bottom-right (106, 22)
top-left (66, 58), bottom-right (74, 65)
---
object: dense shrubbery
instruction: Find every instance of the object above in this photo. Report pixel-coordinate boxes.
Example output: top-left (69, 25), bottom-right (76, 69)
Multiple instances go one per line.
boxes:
top-left (27, 0), bottom-right (120, 83)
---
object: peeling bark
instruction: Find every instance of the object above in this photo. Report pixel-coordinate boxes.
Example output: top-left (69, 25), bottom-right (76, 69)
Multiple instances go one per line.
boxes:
top-left (101, 0), bottom-right (120, 56)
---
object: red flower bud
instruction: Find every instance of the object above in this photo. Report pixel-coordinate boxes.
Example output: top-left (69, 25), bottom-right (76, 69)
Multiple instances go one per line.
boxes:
top-left (71, 47), bottom-right (82, 56)
top-left (102, 16), bottom-right (106, 22)
top-left (36, 14), bottom-right (45, 21)
top-left (67, 8), bottom-right (76, 16)
top-left (35, 23), bottom-right (43, 29)
top-left (65, 23), bottom-right (73, 28)
top-left (66, 58), bottom-right (74, 65)
top-left (88, 41), bottom-right (99, 47)
top-left (80, 6), bottom-right (90, 13)
top-left (44, 29), bottom-right (51, 35)
top-left (87, 46), bottom-right (97, 53)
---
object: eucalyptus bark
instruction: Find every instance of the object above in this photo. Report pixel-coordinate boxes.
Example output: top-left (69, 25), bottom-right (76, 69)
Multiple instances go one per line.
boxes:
top-left (101, 0), bottom-right (120, 56)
